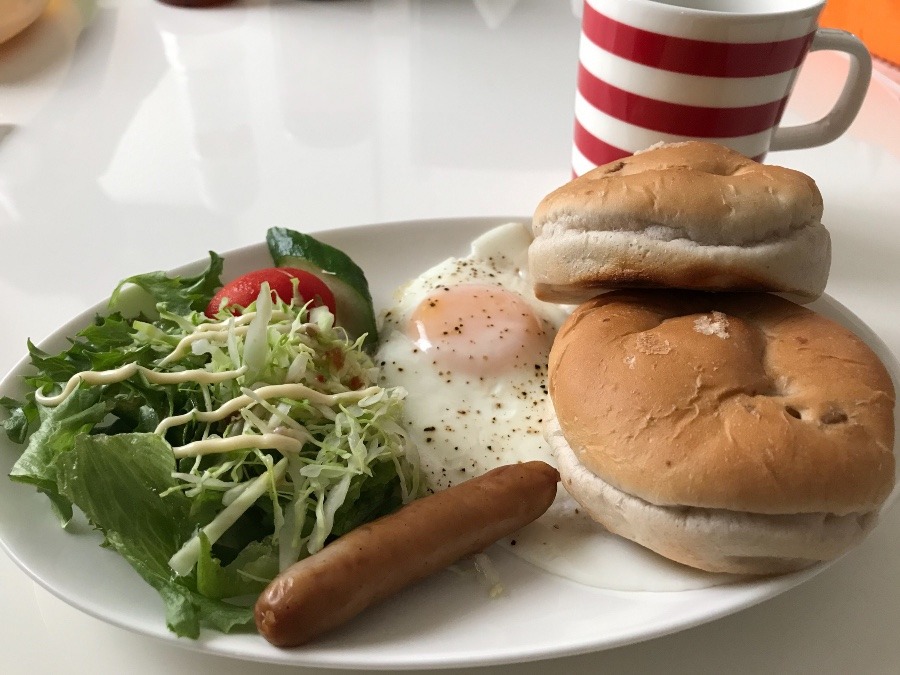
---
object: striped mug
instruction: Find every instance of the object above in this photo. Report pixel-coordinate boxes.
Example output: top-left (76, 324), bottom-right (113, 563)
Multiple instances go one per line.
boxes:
top-left (572, 0), bottom-right (872, 175)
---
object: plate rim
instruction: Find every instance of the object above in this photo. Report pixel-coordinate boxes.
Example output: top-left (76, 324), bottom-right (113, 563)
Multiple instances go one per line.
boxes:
top-left (0, 215), bottom-right (897, 670)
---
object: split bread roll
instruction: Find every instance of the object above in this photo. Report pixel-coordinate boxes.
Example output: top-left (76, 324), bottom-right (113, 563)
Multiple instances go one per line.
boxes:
top-left (548, 290), bottom-right (896, 575)
top-left (530, 141), bottom-right (831, 304)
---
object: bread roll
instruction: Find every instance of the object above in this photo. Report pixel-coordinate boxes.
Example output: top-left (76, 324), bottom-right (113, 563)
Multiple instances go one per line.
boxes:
top-left (530, 142), bottom-right (831, 303)
top-left (548, 289), bottom-right (896, 574)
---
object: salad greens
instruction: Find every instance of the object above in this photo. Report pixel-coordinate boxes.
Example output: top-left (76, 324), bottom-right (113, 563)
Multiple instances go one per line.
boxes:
top-left (1, 233), bottom-right (420, 639)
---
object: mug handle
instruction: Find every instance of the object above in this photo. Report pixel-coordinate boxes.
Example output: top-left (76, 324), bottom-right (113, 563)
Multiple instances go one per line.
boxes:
top-left (769, 28), bottom-right (872, 152)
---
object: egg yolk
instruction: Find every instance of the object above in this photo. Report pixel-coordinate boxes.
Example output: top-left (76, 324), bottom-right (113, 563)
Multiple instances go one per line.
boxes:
top-left (405, 284), bottom-right (552, 376)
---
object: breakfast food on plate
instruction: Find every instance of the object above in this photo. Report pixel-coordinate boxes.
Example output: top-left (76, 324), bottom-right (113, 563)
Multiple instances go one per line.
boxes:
top-left (528, 142), bottom-right (896, 575)
top-left (2, 228), bottom-right (419, 639)
top-left (2, 223), bottom-right (574, 646)
top-left (529, 141), bottom-right (831, 304)
top-left (547, 289), bottom-right (896, 575)
top-left (255, 461), bottom-right (560, 648)
top-left (375, 221), bottom-right (735, 592)
top-left (2, 187), bottom-right (894, 648)
top-left (376, 222), bottom-right (570, 493)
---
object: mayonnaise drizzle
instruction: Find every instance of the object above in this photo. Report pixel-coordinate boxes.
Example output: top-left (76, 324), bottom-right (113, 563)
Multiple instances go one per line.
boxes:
top-left (157, 310), bottom-right (292, 366)
top-left (159, 384), bottom-right (381, 458)
top-left (171, 432), bottom-right (309, 459)
top-left (154, 383), bottom-right (380, 435)
top-left (158, 326), bottom-right (250, 367)
top-left (34, 363), bottom-right (248, 407)
top-left (35, 307), bottom-right (380, 461)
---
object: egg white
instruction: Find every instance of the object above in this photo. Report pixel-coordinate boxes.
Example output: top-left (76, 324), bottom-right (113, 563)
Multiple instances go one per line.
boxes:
top-left (375, 222), bottom-right (568, 492)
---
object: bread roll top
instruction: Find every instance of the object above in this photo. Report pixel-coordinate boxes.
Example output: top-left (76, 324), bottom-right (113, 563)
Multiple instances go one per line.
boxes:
top-left (533, 141), bottom-right (823, 246)
top-left (548, 290), bottom-right (895, 515)
top-left (528, 142), bottom-right (831, 304)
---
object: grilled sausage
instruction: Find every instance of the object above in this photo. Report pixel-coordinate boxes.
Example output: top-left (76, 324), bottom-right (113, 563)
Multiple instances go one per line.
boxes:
top-left (254, 460), bottom-right (560, 647)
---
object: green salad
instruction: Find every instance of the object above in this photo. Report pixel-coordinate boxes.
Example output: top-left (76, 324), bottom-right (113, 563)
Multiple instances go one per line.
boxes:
top-left (0, 229), bottom-right (420, 638)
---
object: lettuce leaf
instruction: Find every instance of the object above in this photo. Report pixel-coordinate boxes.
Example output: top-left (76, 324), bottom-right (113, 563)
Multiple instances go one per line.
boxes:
top-left (110, 252), bottom-right (223, 317)
top-left (1, 395), bottom-right (38, 444)
top-left (196, 535), bottom-right (277, 600)
top-left (55, 433), bottom-right (254, 637)
top-left (9, 388), bottom-right (111, 524)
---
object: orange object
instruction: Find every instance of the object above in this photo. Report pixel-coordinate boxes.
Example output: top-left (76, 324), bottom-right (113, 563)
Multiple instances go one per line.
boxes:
top-left (819, 0), bottom-right (900, 66)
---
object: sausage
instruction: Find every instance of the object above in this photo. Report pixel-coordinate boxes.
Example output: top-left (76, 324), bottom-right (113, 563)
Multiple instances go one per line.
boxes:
top-left (254, 460), bottom-right (560, 647)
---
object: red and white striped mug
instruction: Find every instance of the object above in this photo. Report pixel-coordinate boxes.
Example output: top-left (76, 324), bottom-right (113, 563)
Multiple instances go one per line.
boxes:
top-left (572, 0), bottom-right (872, 175)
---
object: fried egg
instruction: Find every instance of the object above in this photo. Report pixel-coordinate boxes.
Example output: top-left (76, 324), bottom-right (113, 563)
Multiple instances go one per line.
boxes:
top-left (377, 222), bottom-right (736, 591)
top-left (376, 222), bottom-right (568, 491)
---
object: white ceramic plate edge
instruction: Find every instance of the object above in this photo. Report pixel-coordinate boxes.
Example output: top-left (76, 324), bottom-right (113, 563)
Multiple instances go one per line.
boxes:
top-left (0, 216), bottom-right (897, 670)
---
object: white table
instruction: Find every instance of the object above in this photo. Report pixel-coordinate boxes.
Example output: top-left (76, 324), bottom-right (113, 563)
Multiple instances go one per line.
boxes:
top-left (1, 1), bottom-right (899, 672)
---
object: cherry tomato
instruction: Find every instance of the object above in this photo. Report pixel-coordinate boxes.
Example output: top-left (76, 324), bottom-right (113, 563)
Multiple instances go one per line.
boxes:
top-left (205, 267), bottom-right (337, 318)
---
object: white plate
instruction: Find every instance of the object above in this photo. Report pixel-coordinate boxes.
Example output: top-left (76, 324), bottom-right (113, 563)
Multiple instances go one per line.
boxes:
top-left (0, 217), bottom-right (898, 670)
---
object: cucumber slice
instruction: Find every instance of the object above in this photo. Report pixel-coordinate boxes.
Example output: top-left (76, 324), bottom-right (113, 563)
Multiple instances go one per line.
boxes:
top-left (266, 227), bottom-right (378, 349)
